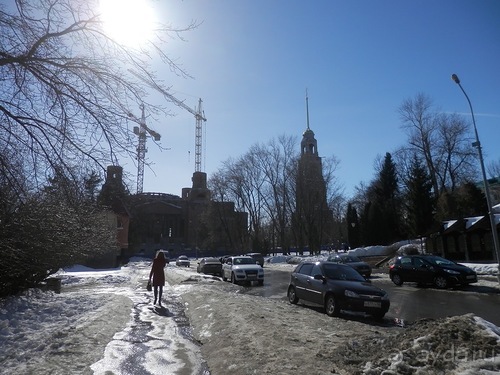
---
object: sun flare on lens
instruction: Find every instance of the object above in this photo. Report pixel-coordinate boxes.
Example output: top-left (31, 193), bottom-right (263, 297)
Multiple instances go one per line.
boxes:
top-left (99, 0), bottom-right (157, 47)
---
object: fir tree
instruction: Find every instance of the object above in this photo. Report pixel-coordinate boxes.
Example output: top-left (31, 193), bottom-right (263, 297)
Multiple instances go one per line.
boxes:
top-left (405, 156), bottom-right (435, 238)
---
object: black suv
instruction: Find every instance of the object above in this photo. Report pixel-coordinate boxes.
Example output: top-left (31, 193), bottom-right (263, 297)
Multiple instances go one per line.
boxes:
top-left (389, 255), bottom-right (477, 289)
top-left (245, 252), bottom-right (265, 267)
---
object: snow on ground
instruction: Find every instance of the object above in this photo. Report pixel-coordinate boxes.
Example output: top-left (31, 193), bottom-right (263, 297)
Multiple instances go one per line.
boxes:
top-left (0, 250), bottom-right (499, 374)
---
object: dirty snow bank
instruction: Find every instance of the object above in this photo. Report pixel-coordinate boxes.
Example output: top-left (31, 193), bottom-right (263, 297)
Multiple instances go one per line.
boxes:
top-left (328, 314), bottom-right (500, 375)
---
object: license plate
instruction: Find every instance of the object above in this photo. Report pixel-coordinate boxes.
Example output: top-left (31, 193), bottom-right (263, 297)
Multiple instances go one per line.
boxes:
top-left (364, 301), bottom-right (381, 308)
top-left (466, 275), bottom-right (476, 280)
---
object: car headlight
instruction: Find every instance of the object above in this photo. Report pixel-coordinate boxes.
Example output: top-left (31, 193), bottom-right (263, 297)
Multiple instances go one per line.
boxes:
top-left (234, 268), bottom-right (245, 273)
top-left (381, 293), bottom-right (389, 301)
top-left (344, 290), bottom-right (359, 298)
top-left (444, 269), bottom-right (460, 275)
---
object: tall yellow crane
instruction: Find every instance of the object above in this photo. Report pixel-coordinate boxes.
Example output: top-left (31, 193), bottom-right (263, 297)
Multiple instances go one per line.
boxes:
top-left (129, 70), bottom-right (207, 173)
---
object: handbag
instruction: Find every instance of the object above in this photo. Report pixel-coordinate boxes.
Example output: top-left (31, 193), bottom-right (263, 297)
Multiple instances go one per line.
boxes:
top-left (147, 281), bottom-right (152, 291)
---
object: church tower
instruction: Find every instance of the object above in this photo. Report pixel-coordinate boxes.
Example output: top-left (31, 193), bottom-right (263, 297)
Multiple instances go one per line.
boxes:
top-left (294, 93), bottom-right (333, 254)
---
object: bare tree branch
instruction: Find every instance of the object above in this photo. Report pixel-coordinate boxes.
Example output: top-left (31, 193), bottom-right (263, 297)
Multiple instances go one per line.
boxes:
top-left (0, 0), bottom-right (198, 194)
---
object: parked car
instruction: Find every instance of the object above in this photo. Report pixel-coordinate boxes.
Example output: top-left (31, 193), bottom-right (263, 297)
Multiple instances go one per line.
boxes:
top-left (287, 261), bottom-right (390, 319)
top-left (175, 255), bottom-right (190, 267)
top-left (245, 252), bottom-right (265, 267)
top-left (327, 254), bottom-right (372, 278)
top-left (197, 257), bottom-right (223, 277)
top-left (389, 254), bottom-right (478, 289)
top-left (222, 256), bottom-right (264, 285)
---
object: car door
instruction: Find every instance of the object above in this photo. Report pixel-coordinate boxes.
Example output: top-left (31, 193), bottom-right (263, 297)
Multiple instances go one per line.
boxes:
top-left (412, 257), bottom-right (434, 283)
top-left (397, 256), bottom-right (416, 282)
top-left (306, 264), bottom-right (326, 305)
top-left (292, 263), bottom-right (314, 301)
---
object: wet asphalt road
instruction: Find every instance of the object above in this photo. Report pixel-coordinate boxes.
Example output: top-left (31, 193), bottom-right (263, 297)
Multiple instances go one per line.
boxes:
top-left (241, 268), bottom-right (500, 326)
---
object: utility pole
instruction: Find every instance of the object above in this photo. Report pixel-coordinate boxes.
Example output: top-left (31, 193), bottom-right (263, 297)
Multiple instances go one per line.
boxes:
top-left (452, 74), bottom-right (500, 283)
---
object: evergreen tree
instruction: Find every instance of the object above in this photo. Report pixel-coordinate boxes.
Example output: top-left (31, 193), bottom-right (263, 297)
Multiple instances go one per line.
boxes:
top-left (405, 156), bottom-right (435, 238)
top-left (435, 182), bottom-right (487, 220)
top-left (454, 182), bottom-right (488, 218)
top-left (346, 203), bottom-right (360, 248)
top-left (84, 171), bottom-right (103, 204)
top-left (366, 200), bottom-right (385, 245)
top-left (370, 153), bottom-right (403, 245)
top-left (435, 191), bottom-right (457, 221)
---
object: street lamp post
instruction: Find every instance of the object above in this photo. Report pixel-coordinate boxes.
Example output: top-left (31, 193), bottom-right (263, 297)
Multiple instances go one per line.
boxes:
top-left (451, 74), bottom-right (500, 283)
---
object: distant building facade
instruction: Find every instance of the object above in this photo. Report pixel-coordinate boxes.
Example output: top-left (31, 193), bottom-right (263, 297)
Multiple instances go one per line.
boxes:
top-left (426, 204), bottom-right (500, 262)
top-left (100, 167), bottom-right (248, 260)
top-left (293, 95), bottom-right (333, 254)
top-left (95, 165), bottom-right (131, 267)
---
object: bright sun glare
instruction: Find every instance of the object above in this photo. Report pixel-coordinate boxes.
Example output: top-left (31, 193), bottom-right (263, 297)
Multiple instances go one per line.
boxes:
top-left (99, 0), bottom-right (157, 46)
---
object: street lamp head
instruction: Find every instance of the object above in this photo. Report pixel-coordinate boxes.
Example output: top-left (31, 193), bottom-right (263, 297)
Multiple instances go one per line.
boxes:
top-left (451, 74), bottom-right (460, 84)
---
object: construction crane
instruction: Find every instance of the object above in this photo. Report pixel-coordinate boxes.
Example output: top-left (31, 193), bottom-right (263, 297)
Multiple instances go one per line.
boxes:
top-left (129, 104), bottom-right (160, 193)
top-left (128, 70), bottom-right (207, 172)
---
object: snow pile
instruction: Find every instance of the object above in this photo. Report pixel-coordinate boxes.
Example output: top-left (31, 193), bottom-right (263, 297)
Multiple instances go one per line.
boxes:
top-left (463, 263), bottom-right (499, 276)
top-left (327, 314), bottom-right (500, 375)
top-left (350, 245), bottom-right (394, 257)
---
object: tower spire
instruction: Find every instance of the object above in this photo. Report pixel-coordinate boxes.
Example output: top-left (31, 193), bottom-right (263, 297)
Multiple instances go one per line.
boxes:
top-left (306, 89), bottom-right (310, 130)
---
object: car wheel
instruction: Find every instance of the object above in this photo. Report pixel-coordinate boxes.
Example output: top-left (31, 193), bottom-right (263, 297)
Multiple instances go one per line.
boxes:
top-left (434, 276), bottom-right (448, 289)
top-left (231, 273), bottom-right (238, 284)
top-left (391, 273), bottom-right (403, 286)
top-left (287, 286), bottom-right (298, 304)
top-left (325, 294), bottom-right (340, 317)
top-left (258, 280), bottom-right (264, 286)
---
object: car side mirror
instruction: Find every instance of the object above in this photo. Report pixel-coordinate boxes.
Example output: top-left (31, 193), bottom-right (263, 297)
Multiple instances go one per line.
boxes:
top-left (313, 274), bottom-right (326, 283)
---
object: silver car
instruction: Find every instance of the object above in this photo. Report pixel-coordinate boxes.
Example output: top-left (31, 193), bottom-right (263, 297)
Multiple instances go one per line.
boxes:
top-left (175, 255), bottom-right (190, 267)
top-left (222, 256), bottom-right (264, 285)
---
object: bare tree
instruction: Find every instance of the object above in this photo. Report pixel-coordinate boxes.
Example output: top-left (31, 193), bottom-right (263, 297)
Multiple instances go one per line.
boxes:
top-left (0, 0), bottom-right (196, 196)
top-left (257, 135), bottom-right (298, 253)
top-left (398, 93), bottom-right (440, 197)
top-left (212, 135), bottom-right (343, 255)
top-left (0, 0), bottom-right (197, 295)
top-left (488, 159), bottom-right (500, 178)
top-left (398, 93), bottom-right (477, 198)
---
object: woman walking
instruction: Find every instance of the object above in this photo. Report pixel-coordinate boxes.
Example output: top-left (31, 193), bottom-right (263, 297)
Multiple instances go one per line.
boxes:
top-left (149, 250), bottom-right (168, 306)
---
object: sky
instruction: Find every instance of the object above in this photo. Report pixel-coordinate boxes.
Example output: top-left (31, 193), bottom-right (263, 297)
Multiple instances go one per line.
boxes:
top-left (117, 0), bottom-right (500, 199)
